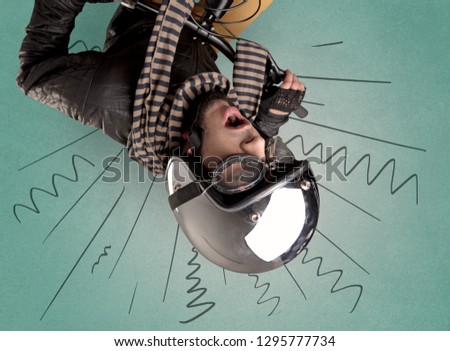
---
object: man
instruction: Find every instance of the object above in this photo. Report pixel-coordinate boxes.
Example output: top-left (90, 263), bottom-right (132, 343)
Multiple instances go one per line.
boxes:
top-left (17, 0), bottom-right (317, 273)
top-left (17, 0), bottom-right (305, 174)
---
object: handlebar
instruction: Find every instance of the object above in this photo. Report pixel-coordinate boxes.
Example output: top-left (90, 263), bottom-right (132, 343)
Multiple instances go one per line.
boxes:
top-left (121, 0), bottom-right (285, 85)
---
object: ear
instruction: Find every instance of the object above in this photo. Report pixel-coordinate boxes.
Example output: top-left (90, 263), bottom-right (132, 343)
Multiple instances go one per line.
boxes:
top-left (187, 128), bottom-right (203, 152)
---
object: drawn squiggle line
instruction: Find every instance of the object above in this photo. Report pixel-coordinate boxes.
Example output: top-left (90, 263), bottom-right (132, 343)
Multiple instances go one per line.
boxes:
top-left (286, 134), bottom-right (419, 204)
top-left (248, 274), bottom-right (280, 317)
top-left (13, 155), bottom-right (95, 223)
top-left (91, 245), bottom-right (112, 274)
top-left (179, 247), bottom-right (215, 324)
top-left (68, 40), bottom-right (102, 52)
top-left (300, 247), bottom-right (363, 313)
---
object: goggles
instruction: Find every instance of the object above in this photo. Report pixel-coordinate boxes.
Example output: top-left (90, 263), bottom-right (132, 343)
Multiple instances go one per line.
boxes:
top-left (168, 154), bottom-right (311, 212)
top-left (206, 136), bottom-right (295, 195)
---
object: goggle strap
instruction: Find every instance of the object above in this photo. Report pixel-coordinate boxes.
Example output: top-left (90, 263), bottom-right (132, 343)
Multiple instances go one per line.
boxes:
top-left (168, 181), bottom-right (204, 211)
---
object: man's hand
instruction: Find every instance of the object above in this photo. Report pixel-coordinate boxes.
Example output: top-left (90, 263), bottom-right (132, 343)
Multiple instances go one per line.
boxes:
top-left (279, 69), bottom-right (305, 92)
top-left (254, 69), bottom-right (307, 138)
top-left (269, 69), bottom-right (306, 116)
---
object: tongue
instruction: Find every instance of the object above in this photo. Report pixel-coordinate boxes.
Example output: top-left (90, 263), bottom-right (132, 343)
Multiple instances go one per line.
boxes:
top-left (227, 116), bottom-right (238, 127)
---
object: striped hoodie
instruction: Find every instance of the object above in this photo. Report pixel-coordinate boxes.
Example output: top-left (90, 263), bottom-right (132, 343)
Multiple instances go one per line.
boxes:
top-left (128, 0), bottom-right (269, 174)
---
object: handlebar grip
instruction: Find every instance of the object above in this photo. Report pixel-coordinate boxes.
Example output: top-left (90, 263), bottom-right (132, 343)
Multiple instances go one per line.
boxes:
top-left (267, 52), bottom-right (284, 85)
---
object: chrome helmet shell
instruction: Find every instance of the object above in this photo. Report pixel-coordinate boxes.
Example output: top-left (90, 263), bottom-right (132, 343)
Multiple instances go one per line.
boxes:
top-left (165, 153), bottom-right (319, 273)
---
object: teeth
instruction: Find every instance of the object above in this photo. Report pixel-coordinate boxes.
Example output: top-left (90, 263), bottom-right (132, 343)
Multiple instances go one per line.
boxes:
top-left (227, 115), bottom-right (239, 127)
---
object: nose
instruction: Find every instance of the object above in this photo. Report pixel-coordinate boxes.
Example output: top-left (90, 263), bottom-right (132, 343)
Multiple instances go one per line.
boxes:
top-left (240, 133), bottom-right (266, 158)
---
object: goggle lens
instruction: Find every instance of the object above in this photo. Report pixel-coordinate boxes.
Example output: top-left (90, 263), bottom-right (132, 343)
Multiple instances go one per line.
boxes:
top-left (211, 155), bottom-right (266, 194)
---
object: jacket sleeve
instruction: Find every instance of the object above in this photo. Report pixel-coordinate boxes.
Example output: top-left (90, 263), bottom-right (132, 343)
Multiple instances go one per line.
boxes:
top-left (17, 0), bottom-right (105, 92)
top-left (16, 0), bottom-right (135, 144)
top-left (16, 0), bottom-right (220, 145)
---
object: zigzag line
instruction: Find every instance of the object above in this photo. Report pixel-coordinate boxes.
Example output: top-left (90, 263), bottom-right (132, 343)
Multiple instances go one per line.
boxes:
top-left (286, 134), bottom-right (419, 204)
top-left (300, 247), bottom-right (363, 313)
top-left (179, 248), bottom-right (215, 324)
top-left (248, 274), bottom-right (280, 316)
top-left (68, 40), bottom-right (102, 52)
top-left (91, 245), bottom-right (112, 274)
top-left (13, 155), bottom-right (95, 223)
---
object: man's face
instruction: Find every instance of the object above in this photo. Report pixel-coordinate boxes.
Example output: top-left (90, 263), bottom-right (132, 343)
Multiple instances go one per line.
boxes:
top-left (199, 99), bottom-right (265, 170)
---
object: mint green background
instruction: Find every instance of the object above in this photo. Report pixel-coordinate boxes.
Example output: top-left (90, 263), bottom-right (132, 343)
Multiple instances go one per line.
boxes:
top-left (1, 1), bottom-right (449, 330)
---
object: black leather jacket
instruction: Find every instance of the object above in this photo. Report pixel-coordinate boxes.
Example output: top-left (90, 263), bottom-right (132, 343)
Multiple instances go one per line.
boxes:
top-left (16, 0), bottom-right (220, 145)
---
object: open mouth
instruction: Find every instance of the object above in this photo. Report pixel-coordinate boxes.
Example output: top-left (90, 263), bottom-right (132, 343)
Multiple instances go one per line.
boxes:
top-left (224, 107), bottom-right (249, 129)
